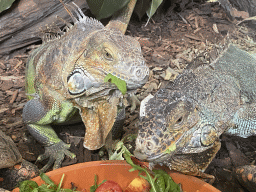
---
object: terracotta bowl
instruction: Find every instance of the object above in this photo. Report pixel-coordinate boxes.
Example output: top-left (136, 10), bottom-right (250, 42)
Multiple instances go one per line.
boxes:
top-left (13, 160), bottom-right (220, 192)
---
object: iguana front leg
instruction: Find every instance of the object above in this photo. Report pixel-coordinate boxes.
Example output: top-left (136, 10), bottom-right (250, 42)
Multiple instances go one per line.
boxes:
top-left (22, 96), bottom-right (76, 172)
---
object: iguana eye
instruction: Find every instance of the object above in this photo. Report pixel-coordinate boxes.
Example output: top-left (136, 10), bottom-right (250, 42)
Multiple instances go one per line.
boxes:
top-left (175, 117), bottom-right (183, 124)
top-left (67, 69), bottom-right (93, 95)
top-left (103, 48), bottom-right (113, 61)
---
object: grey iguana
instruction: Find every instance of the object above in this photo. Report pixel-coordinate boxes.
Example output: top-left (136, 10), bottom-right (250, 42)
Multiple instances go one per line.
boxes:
top-left (134, 43), bottom-right (256, 185)
top-left (23, 1), bottom-right (149, 172)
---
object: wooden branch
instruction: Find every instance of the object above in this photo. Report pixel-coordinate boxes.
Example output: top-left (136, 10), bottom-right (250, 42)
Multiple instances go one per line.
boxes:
top-left (0, 0), bottom-right (90, 56)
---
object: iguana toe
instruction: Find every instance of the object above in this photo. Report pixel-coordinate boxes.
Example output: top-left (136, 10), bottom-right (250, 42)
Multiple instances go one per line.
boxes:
top-left (37, 141), bottom-right (76, 172)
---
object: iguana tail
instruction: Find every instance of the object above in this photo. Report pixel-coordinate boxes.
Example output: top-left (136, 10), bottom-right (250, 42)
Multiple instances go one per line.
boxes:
top-left (106, 0), bottom-right (137, 34)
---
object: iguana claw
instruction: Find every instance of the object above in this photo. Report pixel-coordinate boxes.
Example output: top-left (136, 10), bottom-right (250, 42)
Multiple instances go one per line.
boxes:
top-left (129, 94), bottom-right (141, 113)
top-left (37, 141), bottom-right (76, 172)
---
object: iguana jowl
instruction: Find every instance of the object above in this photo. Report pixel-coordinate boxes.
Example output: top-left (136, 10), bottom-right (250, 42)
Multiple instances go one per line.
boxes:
top-left (134, 44), bottom-right (256, 180)
top-left (23, 2), bottom-right (149, 171)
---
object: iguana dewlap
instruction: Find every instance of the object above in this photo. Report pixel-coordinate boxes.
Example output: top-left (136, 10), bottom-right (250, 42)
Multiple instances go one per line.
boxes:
top-left (134, 44), bottom-right (256, 180)
top-left (23, 3), bottom-right (149, 171)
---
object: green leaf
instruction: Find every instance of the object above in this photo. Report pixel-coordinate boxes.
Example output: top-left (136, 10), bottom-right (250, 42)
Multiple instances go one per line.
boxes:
top-left (146, 0), bottom-right (163, 25)
top-left (153, 169), bottom-right (181, 192)
top-left (40, 172), bottom-right (56, 186)
top-left (56, 174), bottom-right (65, 192)
top-left (0, 0), bottom-right (15, 13)
top-left (90, 175), bottom-right (107, 192)
top-left (19, 180), bottom-right (38, 192)
top-left (38, 184), bottom-right (56, 192)
top-left (19, 173), bottom-right (79, 192)
top-left (87, 0), bottom-right (130, 20)
top-left (134, 0), bottom-right (151, 20)
top-left (90, 175), bottom-right (98, 192)
top-left (104, 73), bottom-right (127, 95)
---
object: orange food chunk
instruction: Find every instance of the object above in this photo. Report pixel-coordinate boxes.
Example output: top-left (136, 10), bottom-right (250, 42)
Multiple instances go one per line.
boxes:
top-left (124, 176), bottom-right (151, 192)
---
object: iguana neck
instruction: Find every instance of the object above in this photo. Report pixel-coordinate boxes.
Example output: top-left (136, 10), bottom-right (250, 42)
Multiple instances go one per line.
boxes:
top-left (106, 0), bottom-right (137, 34)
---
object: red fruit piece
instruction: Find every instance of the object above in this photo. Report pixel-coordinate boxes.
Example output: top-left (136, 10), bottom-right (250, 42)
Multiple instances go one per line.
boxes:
top-left (95, 180), bottom-right (123, 192)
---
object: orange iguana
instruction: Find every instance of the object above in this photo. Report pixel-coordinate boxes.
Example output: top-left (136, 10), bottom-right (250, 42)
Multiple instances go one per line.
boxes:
top-left (23, 0), bottom-right (149, 172)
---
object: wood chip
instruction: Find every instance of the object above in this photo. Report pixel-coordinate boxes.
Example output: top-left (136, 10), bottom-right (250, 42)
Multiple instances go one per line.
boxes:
top-left (194, 28), bottom-right (201, 33)
top-left (5, 120), bottom-right (23, 128)
top-left (195, 16), bottom-right (199, 28)
top-left (0, 76), bottom-right (24, 80)
top-left (213, 23), bottom-right (219, 34)
top-left (13, 60), bottom-right (23, 71)
top-left (184, 34), bottom-right (201, 41)
top-left (10, 90), bottom-right (19, 104)
top-left (0, 108), bottom-right (9, 114)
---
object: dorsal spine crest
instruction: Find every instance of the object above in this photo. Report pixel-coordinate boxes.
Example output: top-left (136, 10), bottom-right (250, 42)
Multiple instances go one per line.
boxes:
top-left (42, 2), bottom-right (104, 43)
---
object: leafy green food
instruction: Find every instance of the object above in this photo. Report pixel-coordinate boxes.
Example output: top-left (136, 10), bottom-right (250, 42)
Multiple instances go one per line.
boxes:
top-left (39, 172), bottom-right (55, 186)
top-left (123, 151), bottom-right (158, 192)
top-left (87, 0), bottom-right (130, 20)
top-left (0, 0), bottom-right (15, 13)
top-left (104, 73), bottom-right (127, 95)
top-left (19, 180), bottom-right (39, 192)
top-left (109, 134), bottom-right (137, 160)
top-left (19, 173), bottom-right (78, 192)
top-left (90, 175), bottom-right (106, 192)
top-left (153, 170), bottom-right (181, 192)
top-left (116, 141), bottom-right (182, 192)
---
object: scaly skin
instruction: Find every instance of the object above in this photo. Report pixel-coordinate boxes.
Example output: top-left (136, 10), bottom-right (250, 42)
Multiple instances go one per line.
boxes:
top-left (134, 44), bottom-right (256, 181)
top-left (23, 2), bottom-right (149, 172)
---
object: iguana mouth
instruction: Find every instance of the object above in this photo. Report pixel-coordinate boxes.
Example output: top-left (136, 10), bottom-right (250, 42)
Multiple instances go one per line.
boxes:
top-left (134, 149), bottom-right (171, 162)
top-left (97, 67), bottom-right (149, 90)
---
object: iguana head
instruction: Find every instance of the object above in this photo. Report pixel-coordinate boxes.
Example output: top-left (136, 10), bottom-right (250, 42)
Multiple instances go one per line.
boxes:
top-left (134, 89), bottom-right (218, 166)
top-left (71, 28), bottom-right (148, 93)
top-left (63, 17), bottom-right (148, 98)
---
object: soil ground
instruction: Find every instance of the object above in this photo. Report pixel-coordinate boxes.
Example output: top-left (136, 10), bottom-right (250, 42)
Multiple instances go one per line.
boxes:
top-left (0, 1), bottom-right (256, 191)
